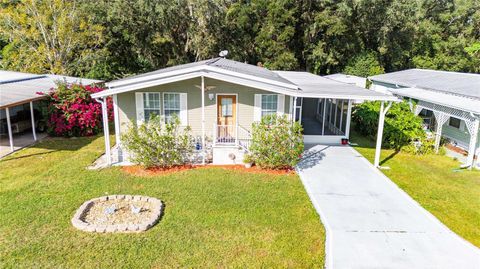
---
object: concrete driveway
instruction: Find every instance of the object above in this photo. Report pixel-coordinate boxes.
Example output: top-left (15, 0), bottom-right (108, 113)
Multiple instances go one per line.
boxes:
top-left (297, 144), bottom-right (480, 269)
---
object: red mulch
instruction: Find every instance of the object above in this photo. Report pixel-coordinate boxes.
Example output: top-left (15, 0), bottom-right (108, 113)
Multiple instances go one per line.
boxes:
top-left (122, 164), bottom-right (196, 177)
top-left (122, 164), bottom-right (295, 177)
top-left (201, 165), bottom-right (296, 175)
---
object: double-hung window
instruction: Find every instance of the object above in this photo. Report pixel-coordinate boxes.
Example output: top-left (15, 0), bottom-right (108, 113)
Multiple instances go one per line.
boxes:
top-left (143, 93), bottom-right (161, 122)
top-left (261, 94), bottom-right (278, 117)
top-left (163, 93), bottom-right (181, 123)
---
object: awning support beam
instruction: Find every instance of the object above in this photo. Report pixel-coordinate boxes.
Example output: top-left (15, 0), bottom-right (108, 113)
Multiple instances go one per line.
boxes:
top-left (345, 100), bottom-right (352, 139)
top-left (30, 101), bottom-right (37, 141)
top-left (374, 101), bottom-right (393, 168)
top-left (96, 97), bottom-right (111, 166)
top-left (466, 119), bottom-right (479, 170)
top-left (5, 107), bottom-right (13, 152)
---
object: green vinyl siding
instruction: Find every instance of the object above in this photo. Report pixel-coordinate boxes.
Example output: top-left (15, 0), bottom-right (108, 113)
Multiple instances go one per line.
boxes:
top-left (442, 123), bottom-right (480, 150)
top-left (116, 78), bottom-right (291, 138)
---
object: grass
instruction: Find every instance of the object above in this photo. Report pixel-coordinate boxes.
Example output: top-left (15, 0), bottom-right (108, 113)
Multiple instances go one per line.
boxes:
top-left (0, 136), bottom-right (325, 268)
top-left (350, 130), bottom-right (480, 247)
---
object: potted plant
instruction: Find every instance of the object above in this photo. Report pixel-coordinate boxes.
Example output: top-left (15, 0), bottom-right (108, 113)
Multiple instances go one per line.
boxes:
top-left (243, 154), bottom-right (254, 168)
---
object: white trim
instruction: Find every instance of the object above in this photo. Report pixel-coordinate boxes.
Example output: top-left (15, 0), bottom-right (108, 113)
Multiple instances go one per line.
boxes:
top-left (29, 101), bottom-right (37, 141)
top-left (322, 99), bottom-right (327, 135)
top-left (201, 76), bottom-right (206, 165)
top-left (5, 107), bottom-right (13, 151)
top-left (345, 100), bottom-right (352, 139)
top-left (254, 94), bottom-right (262, 122)
top-left (113, 94), bottom-right (121, 146)
top-left (94, 70), bottom-right (398, 102)
top-left (277, 94), bottom-right (285, 116)
top-left (135, 92), bottom-right (144, 126)
top-left (93, 71), bottom-right (299, 99)
top-left (100, 98), bottom-right (111, 165)
top-left (374, 101), bottom-right (393, 167)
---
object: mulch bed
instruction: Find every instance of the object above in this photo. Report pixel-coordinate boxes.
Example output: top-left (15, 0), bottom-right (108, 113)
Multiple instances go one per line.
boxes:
top-left (122, 164), bottom-right (295, 177)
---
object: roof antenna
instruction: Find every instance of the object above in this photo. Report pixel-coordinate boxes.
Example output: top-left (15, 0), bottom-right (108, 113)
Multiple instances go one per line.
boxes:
top-left (219, 50), bottom-right (228, 58)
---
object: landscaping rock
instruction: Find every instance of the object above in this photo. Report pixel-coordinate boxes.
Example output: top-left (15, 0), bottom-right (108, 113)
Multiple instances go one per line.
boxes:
top-left (71, 195), bottom-right (163, 233)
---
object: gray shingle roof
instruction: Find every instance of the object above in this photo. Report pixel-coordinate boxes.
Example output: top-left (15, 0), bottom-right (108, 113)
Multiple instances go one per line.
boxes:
top-left (110, 57), bottom-right (294, 86)
top-left (369, 69), bottom-right (480, 100)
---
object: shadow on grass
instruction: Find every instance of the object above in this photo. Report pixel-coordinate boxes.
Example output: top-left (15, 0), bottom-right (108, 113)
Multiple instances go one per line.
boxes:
top-left (0, 135), bottom-right (99, 162)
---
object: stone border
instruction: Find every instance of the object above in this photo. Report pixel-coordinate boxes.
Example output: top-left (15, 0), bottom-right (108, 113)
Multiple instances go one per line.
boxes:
top-left (71, 195), bottom-right (163, 233)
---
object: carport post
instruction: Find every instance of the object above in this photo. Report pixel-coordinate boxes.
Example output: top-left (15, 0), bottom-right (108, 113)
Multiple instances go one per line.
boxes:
top-left (292, 96), bottom-right (297, 122)
top-left (345, 100), bottom-right (352, 139)
top-left (99, 97), bottom-right (111, 165)
top-left (374, 101), bottom-right (392, 168)
top-left (201, 76), bottom-right (206, 165)
top-left (5, 107), bottom-right (14, 152)
top-left (30, 101), bottom-right (37, 141)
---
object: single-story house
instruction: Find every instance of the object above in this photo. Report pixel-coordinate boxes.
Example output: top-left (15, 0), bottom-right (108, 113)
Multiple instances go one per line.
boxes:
top-left (0, 70), bottom-right (100, 157)
top-left (91, 57), bottom-right (397, 166)
top-left (369, 69), bottom-right (480, 169)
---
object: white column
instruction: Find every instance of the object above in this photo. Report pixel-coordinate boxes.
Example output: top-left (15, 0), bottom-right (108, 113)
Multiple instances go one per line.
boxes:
top-left (433, 112), bottom-right (449, 153)
top-left (322, 99), bottom-right (327, 135)
top-left (292, 96), bottom-right (297, 123)
top-left (374, 101), bottom-right (392, 168)
top-left (113, 94), bottom-right (121, 146)
top-left (5, 107), bottom-right (13, 152)
top-left (30, 101), bottom-right (37, 141)
top-left (339, 100), bottom-right (344, 134)
top-left (466, 119), bottom-right (479, 170)
top-left (345, 100), bottom-right (352, 139)
top-left (201, 76), bottom-right (206, 165)
top-left (333, 99), bottom-right (338, 134)
top-left (101, 98), bottom-right (111, 165)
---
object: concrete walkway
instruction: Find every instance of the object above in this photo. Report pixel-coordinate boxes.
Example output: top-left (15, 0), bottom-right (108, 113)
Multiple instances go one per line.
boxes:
top-left (297, 144), bottom-right (480, 269)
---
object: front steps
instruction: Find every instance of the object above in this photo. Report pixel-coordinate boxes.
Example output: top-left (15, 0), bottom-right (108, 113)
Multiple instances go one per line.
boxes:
top-left (212, 145), bottom-right (246, 165)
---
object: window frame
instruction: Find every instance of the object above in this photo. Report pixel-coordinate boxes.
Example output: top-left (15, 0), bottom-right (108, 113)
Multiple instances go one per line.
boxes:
top-left (162, 92), bottom-right (181, 123)
top-left (260, 94), bottom-right (278, 117)
top-left (143, 92), bottom-right (161, 122)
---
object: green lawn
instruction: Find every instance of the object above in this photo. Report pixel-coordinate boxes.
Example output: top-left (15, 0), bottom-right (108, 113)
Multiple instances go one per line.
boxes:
top-left (0, 136), bottom-right (325, 268)
top-left (350, 130), bottom-right (480, 247)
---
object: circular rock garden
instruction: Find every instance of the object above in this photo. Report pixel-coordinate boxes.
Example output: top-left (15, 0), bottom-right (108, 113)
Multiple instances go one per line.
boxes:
top-left (71, 195), bottom-right (163, 233)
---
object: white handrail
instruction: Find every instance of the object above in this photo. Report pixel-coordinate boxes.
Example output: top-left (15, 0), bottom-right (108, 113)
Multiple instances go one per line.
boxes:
top-left (237, 125), bottom-right (252, 151)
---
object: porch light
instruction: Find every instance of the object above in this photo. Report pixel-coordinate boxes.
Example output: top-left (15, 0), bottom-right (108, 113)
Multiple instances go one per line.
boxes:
top-left (208, 93), bottom-right (214, 100)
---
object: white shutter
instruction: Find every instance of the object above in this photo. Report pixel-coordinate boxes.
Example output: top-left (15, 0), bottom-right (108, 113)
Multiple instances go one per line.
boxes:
top-left (277, 94), bottom-right (285, 116)
top-left (254, 94), bottom-right (262, 121)
top-left (135, 92), bottom-right (144, 126)
top-left (179, 93), bottom-right (188, 126)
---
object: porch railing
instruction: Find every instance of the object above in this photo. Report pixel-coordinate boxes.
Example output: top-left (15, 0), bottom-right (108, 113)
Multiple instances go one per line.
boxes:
top-left (212, 123), bottom-right (252, 151)
top-left (237, 125), bottom-right (252, 151)
top-left (214, 124), bottom-right (236, 144)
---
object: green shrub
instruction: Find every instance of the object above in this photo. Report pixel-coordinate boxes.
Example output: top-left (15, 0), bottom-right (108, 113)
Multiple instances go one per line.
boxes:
top-left (121, 115), bottom-right (193, 168)
top-left (249, 114), bottom-right (304, 169)
top-left (352, 101), bottom-right (425, 151)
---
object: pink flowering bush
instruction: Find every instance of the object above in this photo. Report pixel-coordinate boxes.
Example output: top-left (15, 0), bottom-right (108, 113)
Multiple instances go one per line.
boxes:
top-left (38, 83), bottom-right (112, 137)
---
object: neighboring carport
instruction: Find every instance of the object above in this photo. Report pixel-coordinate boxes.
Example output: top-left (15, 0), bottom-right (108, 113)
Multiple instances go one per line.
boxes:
top-left (0, 71), bottom-right (100, 157)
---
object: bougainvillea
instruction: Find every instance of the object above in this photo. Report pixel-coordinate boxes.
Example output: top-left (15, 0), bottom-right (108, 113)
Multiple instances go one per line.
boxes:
top-left (38, 83), bottom-right (112, 137)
